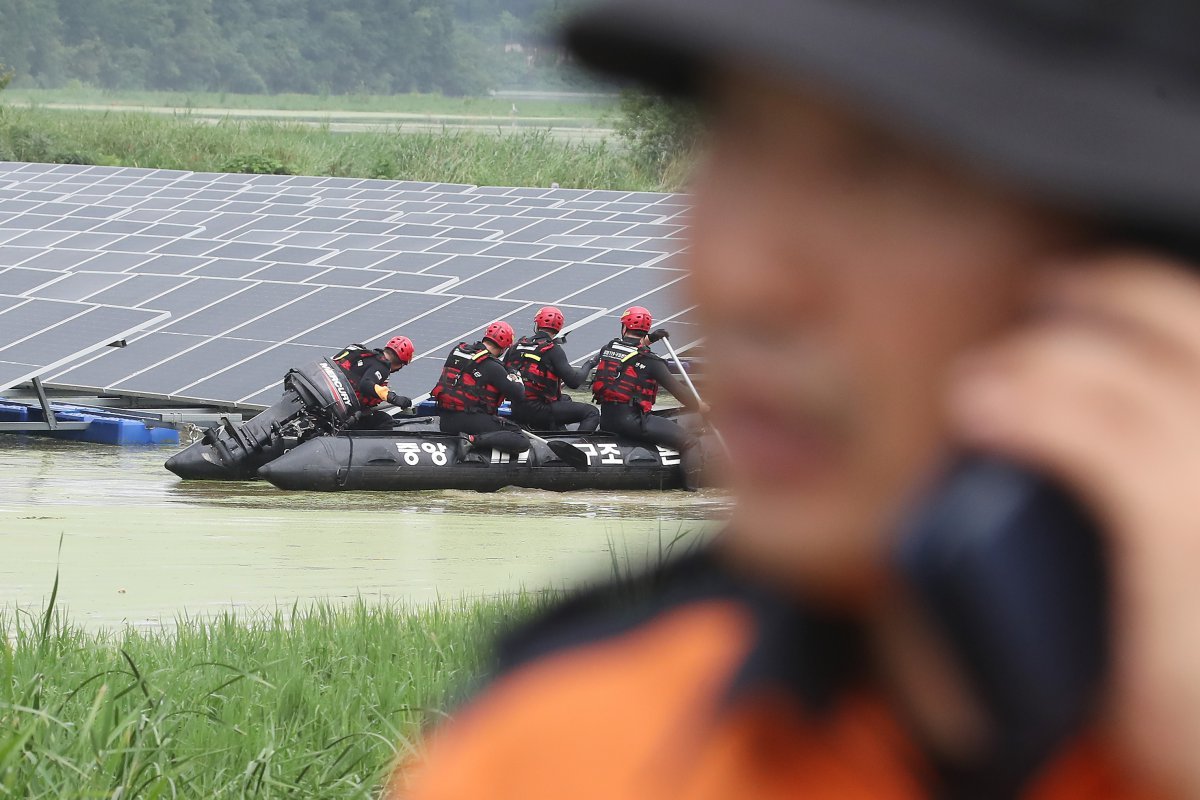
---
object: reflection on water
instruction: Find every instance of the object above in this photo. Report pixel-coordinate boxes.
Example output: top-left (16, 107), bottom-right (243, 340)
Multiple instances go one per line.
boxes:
top-left (0, 438), bottom-right (731, 629)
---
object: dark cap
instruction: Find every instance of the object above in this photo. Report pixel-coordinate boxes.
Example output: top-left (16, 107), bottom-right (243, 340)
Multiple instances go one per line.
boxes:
top-left (565, 0), bottom-right (1200, 236)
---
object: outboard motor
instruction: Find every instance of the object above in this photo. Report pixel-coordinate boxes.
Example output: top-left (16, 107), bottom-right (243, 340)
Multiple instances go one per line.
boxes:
top-left (165, 359), bottom-right (363, 481)
top-left (283, 358), bottom-right (363, 430)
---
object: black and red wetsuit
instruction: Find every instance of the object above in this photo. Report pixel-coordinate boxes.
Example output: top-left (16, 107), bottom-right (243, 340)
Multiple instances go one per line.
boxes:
top-left (503, 331), bottom-right (600, 432)
top-left (332, 344), bottom-right (404, 429)
top-left (591, 335), bottom-right (702, 480)
top-left (431, 341), bottom-right (529, 454)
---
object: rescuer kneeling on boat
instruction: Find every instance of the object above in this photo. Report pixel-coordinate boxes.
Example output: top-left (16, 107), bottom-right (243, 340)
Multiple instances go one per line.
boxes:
top-left (504, 306), bottom-right (600, 433)
top-left (432, 321), bottom-right (529, 455)
top-left (592, 306), bottom-right (708, 488)
top-left (332, 336), bottom-right (415, 430)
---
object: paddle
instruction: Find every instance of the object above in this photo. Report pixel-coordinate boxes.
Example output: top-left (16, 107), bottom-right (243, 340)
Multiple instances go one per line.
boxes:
top-left (526, 430), bottom-right (591, 471)
top-left (495, 418), bottom-right (590, 471)
top-left (404, 385), bottom-right (590, 470)
top-left (657, 334), bottom-right (730, 457)
top-left (386, 391), bottom-right (431, 418)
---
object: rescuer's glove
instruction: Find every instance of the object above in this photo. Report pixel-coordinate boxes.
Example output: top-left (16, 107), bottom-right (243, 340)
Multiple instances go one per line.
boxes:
top-left (386, 392), bottom-right (412, 409)
top-left (648, 328), bottom-right (670, 343)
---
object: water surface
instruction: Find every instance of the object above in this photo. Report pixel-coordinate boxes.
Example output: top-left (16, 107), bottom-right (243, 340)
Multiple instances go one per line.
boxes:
top-left (0, 438), bottom-right (728, 629)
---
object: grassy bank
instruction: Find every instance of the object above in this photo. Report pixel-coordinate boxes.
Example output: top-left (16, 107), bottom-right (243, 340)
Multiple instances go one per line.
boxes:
top-left (0, 594), bottom-right (549, 798)
top-left (0, 106), bottom-right (677, 190)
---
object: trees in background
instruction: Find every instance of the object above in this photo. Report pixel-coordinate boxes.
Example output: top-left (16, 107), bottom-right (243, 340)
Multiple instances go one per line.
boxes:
top-left (0, 0), bottom-right (594, 95)
top-left (615, 90), bottom-right (701, 184)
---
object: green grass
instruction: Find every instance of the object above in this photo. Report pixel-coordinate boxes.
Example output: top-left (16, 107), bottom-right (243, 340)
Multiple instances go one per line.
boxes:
top-left (0, 593), bottom-right (550, 798)
top-left (0, 106), bottom-right (679, 190)
top-left (4, 88), bottom-right (616, 122)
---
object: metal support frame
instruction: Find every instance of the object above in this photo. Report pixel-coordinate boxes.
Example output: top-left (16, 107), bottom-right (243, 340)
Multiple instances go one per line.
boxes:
top-left (31, 377), bottom-right (57, 430)
top-left (0, 379), bottom-right (234, 434)
top-left (0, 377), bottom-right (97, 431)
top-left (0, 377), bottom-right (89, 432)
top-left (0, 422), bottom-right (91, 431)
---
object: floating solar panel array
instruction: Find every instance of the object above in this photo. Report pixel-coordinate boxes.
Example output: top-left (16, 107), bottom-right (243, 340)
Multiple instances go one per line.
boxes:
top-left (0, 293), bottom-right (167, 393)
top-left (0, 161), bottom-right (693, 409)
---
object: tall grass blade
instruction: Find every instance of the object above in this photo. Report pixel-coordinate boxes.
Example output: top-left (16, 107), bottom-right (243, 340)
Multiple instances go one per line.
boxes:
top-left (38, 533), bottom-right (64, 648)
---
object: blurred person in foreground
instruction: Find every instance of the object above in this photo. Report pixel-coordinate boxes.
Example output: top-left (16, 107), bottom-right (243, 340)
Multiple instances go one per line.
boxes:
top-left (394, 0), bottom-right (1200, 797)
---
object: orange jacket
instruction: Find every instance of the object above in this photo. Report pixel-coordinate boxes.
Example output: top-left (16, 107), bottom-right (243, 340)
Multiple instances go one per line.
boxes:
top-left (396, 553), bottom-right (1165, 800)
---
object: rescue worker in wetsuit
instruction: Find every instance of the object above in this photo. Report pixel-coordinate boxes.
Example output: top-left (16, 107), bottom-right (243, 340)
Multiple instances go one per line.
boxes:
top-left (331, 336), bottom-right (414, 430)
top-left (432, 321), bottom-right (529, 455)
top-left (503, 306), bottom-right (600, 433)
top-left (591, 306), bottom-right (709, 487)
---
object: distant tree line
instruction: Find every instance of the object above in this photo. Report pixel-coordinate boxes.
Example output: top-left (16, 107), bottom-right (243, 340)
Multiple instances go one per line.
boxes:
top-left (0, 0), bottom-right (592, 96)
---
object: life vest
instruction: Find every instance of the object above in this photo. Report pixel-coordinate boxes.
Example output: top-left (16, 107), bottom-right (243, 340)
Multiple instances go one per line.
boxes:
top-left (332, 344), bottom-right (388, 408)
top-left (504, 333), bottom-right (562, 404)
top-left (591, 337), bottom-right (658, 414)
top-left (432, 342), bottom-right (505, 414)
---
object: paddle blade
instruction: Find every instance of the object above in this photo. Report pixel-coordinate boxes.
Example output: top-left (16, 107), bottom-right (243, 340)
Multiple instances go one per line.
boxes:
top-left (548, 440), bottom-right (590, 471)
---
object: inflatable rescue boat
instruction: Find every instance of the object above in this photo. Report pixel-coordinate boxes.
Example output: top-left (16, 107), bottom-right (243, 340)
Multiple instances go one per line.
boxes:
top-left (165, 357), bottom-right (711, 491)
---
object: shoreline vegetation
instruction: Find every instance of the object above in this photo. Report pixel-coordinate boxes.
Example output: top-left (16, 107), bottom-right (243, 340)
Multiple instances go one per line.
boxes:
top-left (0, 96), bottom-right (692, 192)
top-left (0, 594), bottom-right (551, 797)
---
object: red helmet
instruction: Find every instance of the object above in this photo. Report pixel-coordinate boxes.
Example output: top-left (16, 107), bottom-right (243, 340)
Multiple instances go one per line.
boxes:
top-left (534, 306), bottom-right (564, 333)
top-left (620, 306), bottom-right (653, 333)
top-left (384, 336), bottom-right (414, 366)
top-left (484, 320), bottom-right (515, 350)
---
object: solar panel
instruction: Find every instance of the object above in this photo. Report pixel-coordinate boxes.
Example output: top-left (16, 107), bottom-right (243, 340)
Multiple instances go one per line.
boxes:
top-left (72, 251), bottom-right (158, 272)
top-left (0, 293), bottom-right (167, 392)
top-left (108, 337), bottom-right (268, 398)
top-left (0, 266), bottom-right (68, 294)
top-left (0, 161), bottom-right (696, 409)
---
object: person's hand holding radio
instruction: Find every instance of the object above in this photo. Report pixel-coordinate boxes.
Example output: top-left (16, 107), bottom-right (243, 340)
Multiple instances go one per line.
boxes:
top-left (950, 252), bottom-right (1200, 796)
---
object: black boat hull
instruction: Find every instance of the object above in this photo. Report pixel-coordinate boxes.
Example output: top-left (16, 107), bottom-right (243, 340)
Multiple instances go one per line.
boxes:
top-left (256, 428), bottom-right (700, 492)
